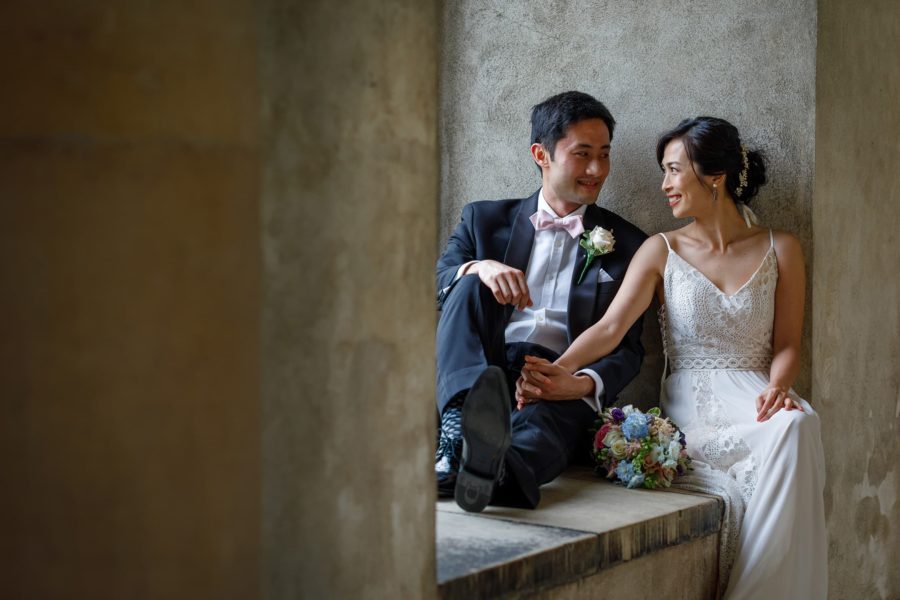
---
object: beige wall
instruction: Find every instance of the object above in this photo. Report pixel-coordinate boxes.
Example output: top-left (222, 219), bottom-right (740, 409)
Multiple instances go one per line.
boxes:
top-left (814, 1), bottom-right (900, 598)
top-left (0, 2), bottom-right (261, 598)
top-left (260, 1), bottom-right (439, 599)
top-left (1, 1), bottom-right (441, 599)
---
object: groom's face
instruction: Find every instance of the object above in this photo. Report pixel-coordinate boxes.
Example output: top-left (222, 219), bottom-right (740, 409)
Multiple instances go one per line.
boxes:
top-left (535, 118), bottom-right (611, 213)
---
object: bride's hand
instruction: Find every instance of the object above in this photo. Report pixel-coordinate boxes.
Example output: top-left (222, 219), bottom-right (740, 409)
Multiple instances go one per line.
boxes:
top-left (755, 385), bottom-right (804, 422)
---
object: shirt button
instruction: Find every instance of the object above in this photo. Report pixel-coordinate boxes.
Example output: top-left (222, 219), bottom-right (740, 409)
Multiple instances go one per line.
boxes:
top-left (555, 240), bottom-right (563, 248)
top-left (548, 274), bottom-right (555, 281)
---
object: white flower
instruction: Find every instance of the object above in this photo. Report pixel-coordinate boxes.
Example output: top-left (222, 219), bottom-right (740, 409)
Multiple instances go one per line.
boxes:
top-left (577, 226), bottom-right (616, 284)
top-left (668, 440), bottom-right (682, 459)
top-left (609, 438), bottom-right (628, 460)
top-left (587, 226), bottom-right (615, 252)
top-left (603, 428), bottom-right (625, 447)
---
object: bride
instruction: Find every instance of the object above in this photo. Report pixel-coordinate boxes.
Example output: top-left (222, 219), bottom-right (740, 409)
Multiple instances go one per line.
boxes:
top-left (517, 117), bottom-right (827, 599)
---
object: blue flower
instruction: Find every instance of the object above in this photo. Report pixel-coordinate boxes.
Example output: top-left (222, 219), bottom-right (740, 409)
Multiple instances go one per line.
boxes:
top-left (621, 413), bottom-right (649, 441)
top-left (615, 460), bottom-right (635, 483)
top-left (626, 472), bottom-right (646, 489)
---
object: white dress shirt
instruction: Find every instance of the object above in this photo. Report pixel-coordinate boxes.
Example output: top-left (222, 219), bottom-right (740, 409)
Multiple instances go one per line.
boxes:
top-left (457, 190), bottom-right (606, 412)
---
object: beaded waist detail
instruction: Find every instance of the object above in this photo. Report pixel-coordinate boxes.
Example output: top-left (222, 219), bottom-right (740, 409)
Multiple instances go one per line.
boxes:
top-left (670, 355), bottom-right (772, 371)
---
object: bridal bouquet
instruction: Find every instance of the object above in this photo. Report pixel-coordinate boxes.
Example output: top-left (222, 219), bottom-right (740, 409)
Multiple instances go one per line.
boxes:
top-left (591, 405), bottom-right (691, 489)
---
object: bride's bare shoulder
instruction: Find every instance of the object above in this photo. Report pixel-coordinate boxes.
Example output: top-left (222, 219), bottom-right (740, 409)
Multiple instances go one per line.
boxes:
top-left (770, 229), bottom-right (805, 262)
top-left (772, 229), bottom-right (803, 256)
top-left (633, 233), bottom-right (672, 270)
top-left (652, 226), bottom-right (693, 250)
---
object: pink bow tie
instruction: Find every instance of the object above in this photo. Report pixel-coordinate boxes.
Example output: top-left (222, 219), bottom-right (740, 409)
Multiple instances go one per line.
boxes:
top-left (529, 211), bottom-right (584, 238)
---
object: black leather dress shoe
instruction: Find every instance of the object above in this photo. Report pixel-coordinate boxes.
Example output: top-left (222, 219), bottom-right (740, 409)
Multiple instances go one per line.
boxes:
top-left (455, 366), bottom-right (511, 513)
top-left (435, 434), bottom-right (462, 497)
top-left (436, 471), bottom-right (457, 497)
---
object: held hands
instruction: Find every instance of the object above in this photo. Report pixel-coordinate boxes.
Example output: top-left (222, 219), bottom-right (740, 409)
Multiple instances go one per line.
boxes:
top-left (471, 260), bottom-right (533, 311)
top-left (755, 384), bottom-right (804, 422)
top-left (514, 355), bottom-right (594, 410)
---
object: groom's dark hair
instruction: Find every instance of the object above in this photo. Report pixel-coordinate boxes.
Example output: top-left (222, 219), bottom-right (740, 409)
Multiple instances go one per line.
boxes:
top-left (530, 91), bottom-right (616, 172)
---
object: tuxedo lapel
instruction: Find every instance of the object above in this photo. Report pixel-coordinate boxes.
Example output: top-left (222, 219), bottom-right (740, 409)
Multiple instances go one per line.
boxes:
top-left (567, 204), bottom-right (605, 341)
top-left (502, 190), bottom-right (539, 272)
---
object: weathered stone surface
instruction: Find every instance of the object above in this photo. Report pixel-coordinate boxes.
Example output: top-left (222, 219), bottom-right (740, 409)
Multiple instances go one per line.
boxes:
top-left (260, 1), bottom-right (440, 599)
top-left (814, 1), bottom-right (900, 598)
top-left (437, 469), bottom-right (721, 598)
top-left (437, 511), bottom-right (598, 598)
top-left (521, 534), bottom-right (718, 600)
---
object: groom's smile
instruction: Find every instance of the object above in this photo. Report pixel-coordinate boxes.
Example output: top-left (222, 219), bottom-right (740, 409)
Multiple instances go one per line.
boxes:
top-left (533, 118), bottom-right (611, 216)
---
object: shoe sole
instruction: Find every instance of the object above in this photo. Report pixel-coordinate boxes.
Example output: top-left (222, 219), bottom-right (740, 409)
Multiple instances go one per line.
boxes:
top-left (455, 366), bottom-right (511, 513)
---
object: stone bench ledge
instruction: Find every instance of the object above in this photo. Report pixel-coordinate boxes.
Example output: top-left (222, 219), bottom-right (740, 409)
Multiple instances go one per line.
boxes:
top-left (437, 467), bottom-right (722, 599)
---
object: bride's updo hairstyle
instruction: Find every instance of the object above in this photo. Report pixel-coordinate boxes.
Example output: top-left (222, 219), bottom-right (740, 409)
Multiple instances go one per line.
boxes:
top-left (655, 117), bottom-right (767, 204)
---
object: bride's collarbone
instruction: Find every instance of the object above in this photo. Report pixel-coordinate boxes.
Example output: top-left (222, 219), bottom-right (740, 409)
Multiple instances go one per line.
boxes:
top-left (667, 231), bottom-right (772, 294)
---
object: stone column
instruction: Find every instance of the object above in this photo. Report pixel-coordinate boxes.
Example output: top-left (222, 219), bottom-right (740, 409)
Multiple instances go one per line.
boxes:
top-left (814, 1), bottom-right (900, 598)
top-left (259, 1), bottom-right (439, 599)
top-left (0, 2), bottom-right (261, 598)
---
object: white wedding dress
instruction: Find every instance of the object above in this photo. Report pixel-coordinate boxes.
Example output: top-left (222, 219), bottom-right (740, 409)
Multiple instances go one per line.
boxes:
top-left (658, 231), bottom-right (827, 599)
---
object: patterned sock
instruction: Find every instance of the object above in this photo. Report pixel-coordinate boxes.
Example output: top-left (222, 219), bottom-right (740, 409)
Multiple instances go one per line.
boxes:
top-left (435, 396), bottom-right (465, 473)
top-left (440, 397), bottom-right (463, 440)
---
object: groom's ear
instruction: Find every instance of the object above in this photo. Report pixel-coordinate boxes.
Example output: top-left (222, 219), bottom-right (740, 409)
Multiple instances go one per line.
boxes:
top-left (531, 143), bottom-right (550, 170)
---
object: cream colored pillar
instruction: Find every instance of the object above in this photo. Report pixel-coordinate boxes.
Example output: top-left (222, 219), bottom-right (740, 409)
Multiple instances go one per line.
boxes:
top-left (814, 0), bottom-right (900, 598)
top-left (259, 1), bottom-right (439, 599)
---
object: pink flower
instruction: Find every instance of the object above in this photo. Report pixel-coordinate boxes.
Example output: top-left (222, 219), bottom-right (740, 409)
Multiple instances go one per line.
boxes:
top-left (595, 424), bottom-right (611, 449)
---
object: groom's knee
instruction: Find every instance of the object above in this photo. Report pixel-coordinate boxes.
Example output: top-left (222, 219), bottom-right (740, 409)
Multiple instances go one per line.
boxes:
top-left (441, 274), bottom-right (498, 315)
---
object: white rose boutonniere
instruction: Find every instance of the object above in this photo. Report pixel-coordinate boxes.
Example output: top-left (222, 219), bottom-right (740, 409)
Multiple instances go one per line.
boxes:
top-left (576, 226), bottom-right (615, 284)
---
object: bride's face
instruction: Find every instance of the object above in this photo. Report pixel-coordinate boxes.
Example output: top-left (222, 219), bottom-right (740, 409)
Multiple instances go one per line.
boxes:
top-left (660, 139), bottom-right (714, 219)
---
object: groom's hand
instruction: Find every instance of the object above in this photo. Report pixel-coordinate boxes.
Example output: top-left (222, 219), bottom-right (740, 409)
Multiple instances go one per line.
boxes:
top-left (515, 355), bottom-right (594, 409)
top-left (470, 260), bottom-right (533, 311)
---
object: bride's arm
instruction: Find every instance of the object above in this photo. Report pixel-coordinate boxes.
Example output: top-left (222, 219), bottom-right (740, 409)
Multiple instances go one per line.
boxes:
top-left (757, 231), bottom-right (806, 421)
top-left (556, 235), bottom-right (665, 371)
top-left (517, 235), bottom-right (666, 390)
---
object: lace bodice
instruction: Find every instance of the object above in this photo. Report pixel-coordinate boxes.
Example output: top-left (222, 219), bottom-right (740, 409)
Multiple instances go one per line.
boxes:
top-left (658, 232), bottom-right (778, 371)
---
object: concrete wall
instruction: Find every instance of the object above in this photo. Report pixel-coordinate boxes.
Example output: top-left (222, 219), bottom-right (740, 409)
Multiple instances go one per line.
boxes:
top-left (0, 2), bottom-right (261, 598)
top-left (814, 1), bottom-right (900, 598)
top-left (260, 1), bottom-right (439, 599)
top-left (1, 2), bottom-right (440, 599)
top-left (440, 0), bottom-right (817, 405)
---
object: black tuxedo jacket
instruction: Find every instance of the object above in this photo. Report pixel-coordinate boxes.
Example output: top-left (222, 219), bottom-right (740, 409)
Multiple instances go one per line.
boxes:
top-left (436, 190), bottom-right (647, 405)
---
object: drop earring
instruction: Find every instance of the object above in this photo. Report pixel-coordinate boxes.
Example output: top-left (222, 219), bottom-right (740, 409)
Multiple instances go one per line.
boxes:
top-left (712, 183), bottom-right (718, 202)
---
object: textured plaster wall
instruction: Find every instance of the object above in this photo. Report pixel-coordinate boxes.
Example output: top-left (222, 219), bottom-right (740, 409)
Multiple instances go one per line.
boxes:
top-left (0, 2), bottom-right (261, 598)
top-left (814, 1), bottom-right (900, 598)
top-left (441, 0), bottom-right (816, 405)
top-left (260, 1), bottom-right (439, 598)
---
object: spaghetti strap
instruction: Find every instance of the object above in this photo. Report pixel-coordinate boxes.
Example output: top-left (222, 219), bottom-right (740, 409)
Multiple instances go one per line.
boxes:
top-left (659, 232), bottom-right (672, 251)
top-left (768, 228), bottom-right (775, 248)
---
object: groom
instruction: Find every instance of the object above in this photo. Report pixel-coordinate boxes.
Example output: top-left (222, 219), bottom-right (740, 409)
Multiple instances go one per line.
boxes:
top-left (435, 91), bottom-right (647, 511)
